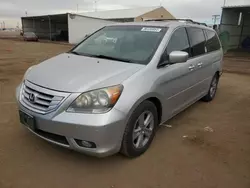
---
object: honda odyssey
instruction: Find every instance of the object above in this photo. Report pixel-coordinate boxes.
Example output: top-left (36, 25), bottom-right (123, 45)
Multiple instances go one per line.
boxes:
top-left (16, 20), bottom-right (223, 158)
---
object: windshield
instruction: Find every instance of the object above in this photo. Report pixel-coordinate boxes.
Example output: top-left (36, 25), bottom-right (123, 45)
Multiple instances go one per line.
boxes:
top-left (72, 25), bottom-right (167, 65)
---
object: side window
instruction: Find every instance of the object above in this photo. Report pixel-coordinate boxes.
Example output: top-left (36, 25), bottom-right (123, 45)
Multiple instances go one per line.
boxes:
top-left (205, 30), bottom-right (221, 52)
top-left (166, 27), bottom-right (190, 56)
top-left (187, 27), bottom-right (206, 57)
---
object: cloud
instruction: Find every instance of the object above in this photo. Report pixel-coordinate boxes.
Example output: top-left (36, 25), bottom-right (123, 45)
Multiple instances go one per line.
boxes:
top-left (0, 0), bottom-right (225, 27)
top-left (164, 0), bottom-right (223, 20)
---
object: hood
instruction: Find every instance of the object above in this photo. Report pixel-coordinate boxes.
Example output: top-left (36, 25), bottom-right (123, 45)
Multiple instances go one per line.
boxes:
top-left (26, 53), bottom-right (144, 92)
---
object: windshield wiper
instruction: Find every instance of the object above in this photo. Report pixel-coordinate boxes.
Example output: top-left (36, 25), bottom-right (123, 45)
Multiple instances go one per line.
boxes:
top-left (69, 52), bottom-right (136, 63)
top-left (69, 51), bottom-right (81, 55)
top-left (91, 54), bottom-right (135, 63)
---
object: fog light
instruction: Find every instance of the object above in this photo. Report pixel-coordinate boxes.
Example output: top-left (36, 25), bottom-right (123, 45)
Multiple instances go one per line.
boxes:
top-left (81, 141), bottom-right (92, 148)
top-left (75, 139), bottom-right (96, 148)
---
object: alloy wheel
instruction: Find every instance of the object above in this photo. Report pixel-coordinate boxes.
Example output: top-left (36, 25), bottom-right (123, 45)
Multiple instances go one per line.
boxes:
top-left (132, 111), bottom-right (155, 149)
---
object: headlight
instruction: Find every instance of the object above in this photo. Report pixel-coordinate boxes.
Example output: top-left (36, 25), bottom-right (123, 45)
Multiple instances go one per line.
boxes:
top-left (67, 85), bottom-right (123, 114)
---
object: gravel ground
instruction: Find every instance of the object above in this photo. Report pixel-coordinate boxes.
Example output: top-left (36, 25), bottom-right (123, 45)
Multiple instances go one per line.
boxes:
top-left (0, 40), bottom-right (250, 188)
top-left (224, 50), bottom-right (250, 75)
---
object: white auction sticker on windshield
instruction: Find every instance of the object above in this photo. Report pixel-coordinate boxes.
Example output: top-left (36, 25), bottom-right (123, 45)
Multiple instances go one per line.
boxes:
top-left (141, 27), bottom-right (162, 32)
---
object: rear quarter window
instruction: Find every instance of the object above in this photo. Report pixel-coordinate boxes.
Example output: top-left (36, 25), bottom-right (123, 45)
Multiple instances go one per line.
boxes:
top-left (205, 30), bottom-right (221, 52)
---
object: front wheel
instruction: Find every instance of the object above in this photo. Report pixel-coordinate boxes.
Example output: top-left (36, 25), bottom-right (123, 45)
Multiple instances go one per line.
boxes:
top-left (202, 74), bottom-right (219, 102)
top-left (120, 101), bottom-right (158, 158)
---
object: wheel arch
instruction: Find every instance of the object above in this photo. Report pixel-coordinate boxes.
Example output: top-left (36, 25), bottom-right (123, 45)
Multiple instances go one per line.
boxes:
top-left (215, 71), bottom-right (220, 78)
top-left (147, 97), bottom-right (162, 124)
top-left (123, 93), bottom-right (164, 126)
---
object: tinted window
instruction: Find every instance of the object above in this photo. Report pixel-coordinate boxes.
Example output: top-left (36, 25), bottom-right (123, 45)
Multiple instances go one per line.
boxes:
top-left (166, 27), bottom-right (190, 57)
top-left (205, 30), bottom-right (221, 52)
top-left (187, 28), bottom-right (206, 57)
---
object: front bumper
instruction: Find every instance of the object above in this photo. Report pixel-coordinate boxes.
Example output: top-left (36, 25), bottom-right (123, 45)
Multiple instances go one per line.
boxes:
top-left (16, 85), bottom-right (127, 157)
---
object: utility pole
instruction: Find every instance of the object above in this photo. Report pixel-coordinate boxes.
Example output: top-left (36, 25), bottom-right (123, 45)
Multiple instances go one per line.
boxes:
top-left (25, 11), bottom-right (28, 17)
top-left (94, 0), bottom-right (100, 12)
top-left (77, 4), bottom-right (79, 13)
top-left (212, 15), bottom-right (220, 25)
top-left (94, 0), bottom-right (97, 12)
top-left (223, 0), bottom-right (227, 6)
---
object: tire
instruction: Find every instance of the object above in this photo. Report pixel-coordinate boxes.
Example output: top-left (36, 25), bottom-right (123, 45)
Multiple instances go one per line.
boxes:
top-left (202, 74), bottom-right (219, 102)
top-left (120, 101), bottom-right (158, 158)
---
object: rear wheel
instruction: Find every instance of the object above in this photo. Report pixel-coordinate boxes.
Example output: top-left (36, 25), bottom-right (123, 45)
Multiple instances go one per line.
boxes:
top-left (121, 101), bottom-right (158, 158)
top-left (202, 74), bottom-right (219, 102)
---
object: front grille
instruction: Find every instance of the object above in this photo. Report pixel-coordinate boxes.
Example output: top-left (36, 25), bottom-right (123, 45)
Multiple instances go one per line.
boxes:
top-left (35, 129), bottom-right (69, 146)
top-left (20, 81), bottom-right (68, 114)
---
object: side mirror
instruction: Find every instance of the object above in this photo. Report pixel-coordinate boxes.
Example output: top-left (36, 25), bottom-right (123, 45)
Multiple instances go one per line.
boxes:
top-left (169, 51), bottom-right (189, 64)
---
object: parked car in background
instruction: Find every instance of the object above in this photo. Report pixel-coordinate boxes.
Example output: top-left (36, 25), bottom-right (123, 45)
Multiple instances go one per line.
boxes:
top-left (23, 32), bottom-right (38, 41)
top-left (16, 20), bottom-right (223, 158)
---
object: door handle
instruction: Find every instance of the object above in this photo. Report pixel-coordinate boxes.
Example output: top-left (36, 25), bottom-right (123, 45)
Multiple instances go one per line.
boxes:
top-left (189, 65), bottom-right (195, 71)
top-left (197, 62), bottom-right (203, 67)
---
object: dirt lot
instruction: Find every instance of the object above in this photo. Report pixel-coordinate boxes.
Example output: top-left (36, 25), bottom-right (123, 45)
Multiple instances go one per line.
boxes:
top-left (0, 31), bottom-right (21, 40)
top-left (0, 40), bottom-right (250, 188)
top-left (224, 50), bottom-right (250, 75)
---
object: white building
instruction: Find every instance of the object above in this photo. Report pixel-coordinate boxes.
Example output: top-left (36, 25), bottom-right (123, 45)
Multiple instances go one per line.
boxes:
top-left (220, 0), bottom-right (250, 49)
top-left (21, 6), bottom-right (175, 44)
top-left (21, 14), bottom-right (115, 44)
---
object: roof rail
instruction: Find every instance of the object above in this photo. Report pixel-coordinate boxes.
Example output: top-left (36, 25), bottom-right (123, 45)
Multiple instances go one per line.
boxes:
top-left (144, 19), bottom-right (208, 27)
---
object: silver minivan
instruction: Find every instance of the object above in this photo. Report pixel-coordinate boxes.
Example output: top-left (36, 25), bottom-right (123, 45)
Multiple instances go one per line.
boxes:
top-left (16, 20), bottom-right (223, 158)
